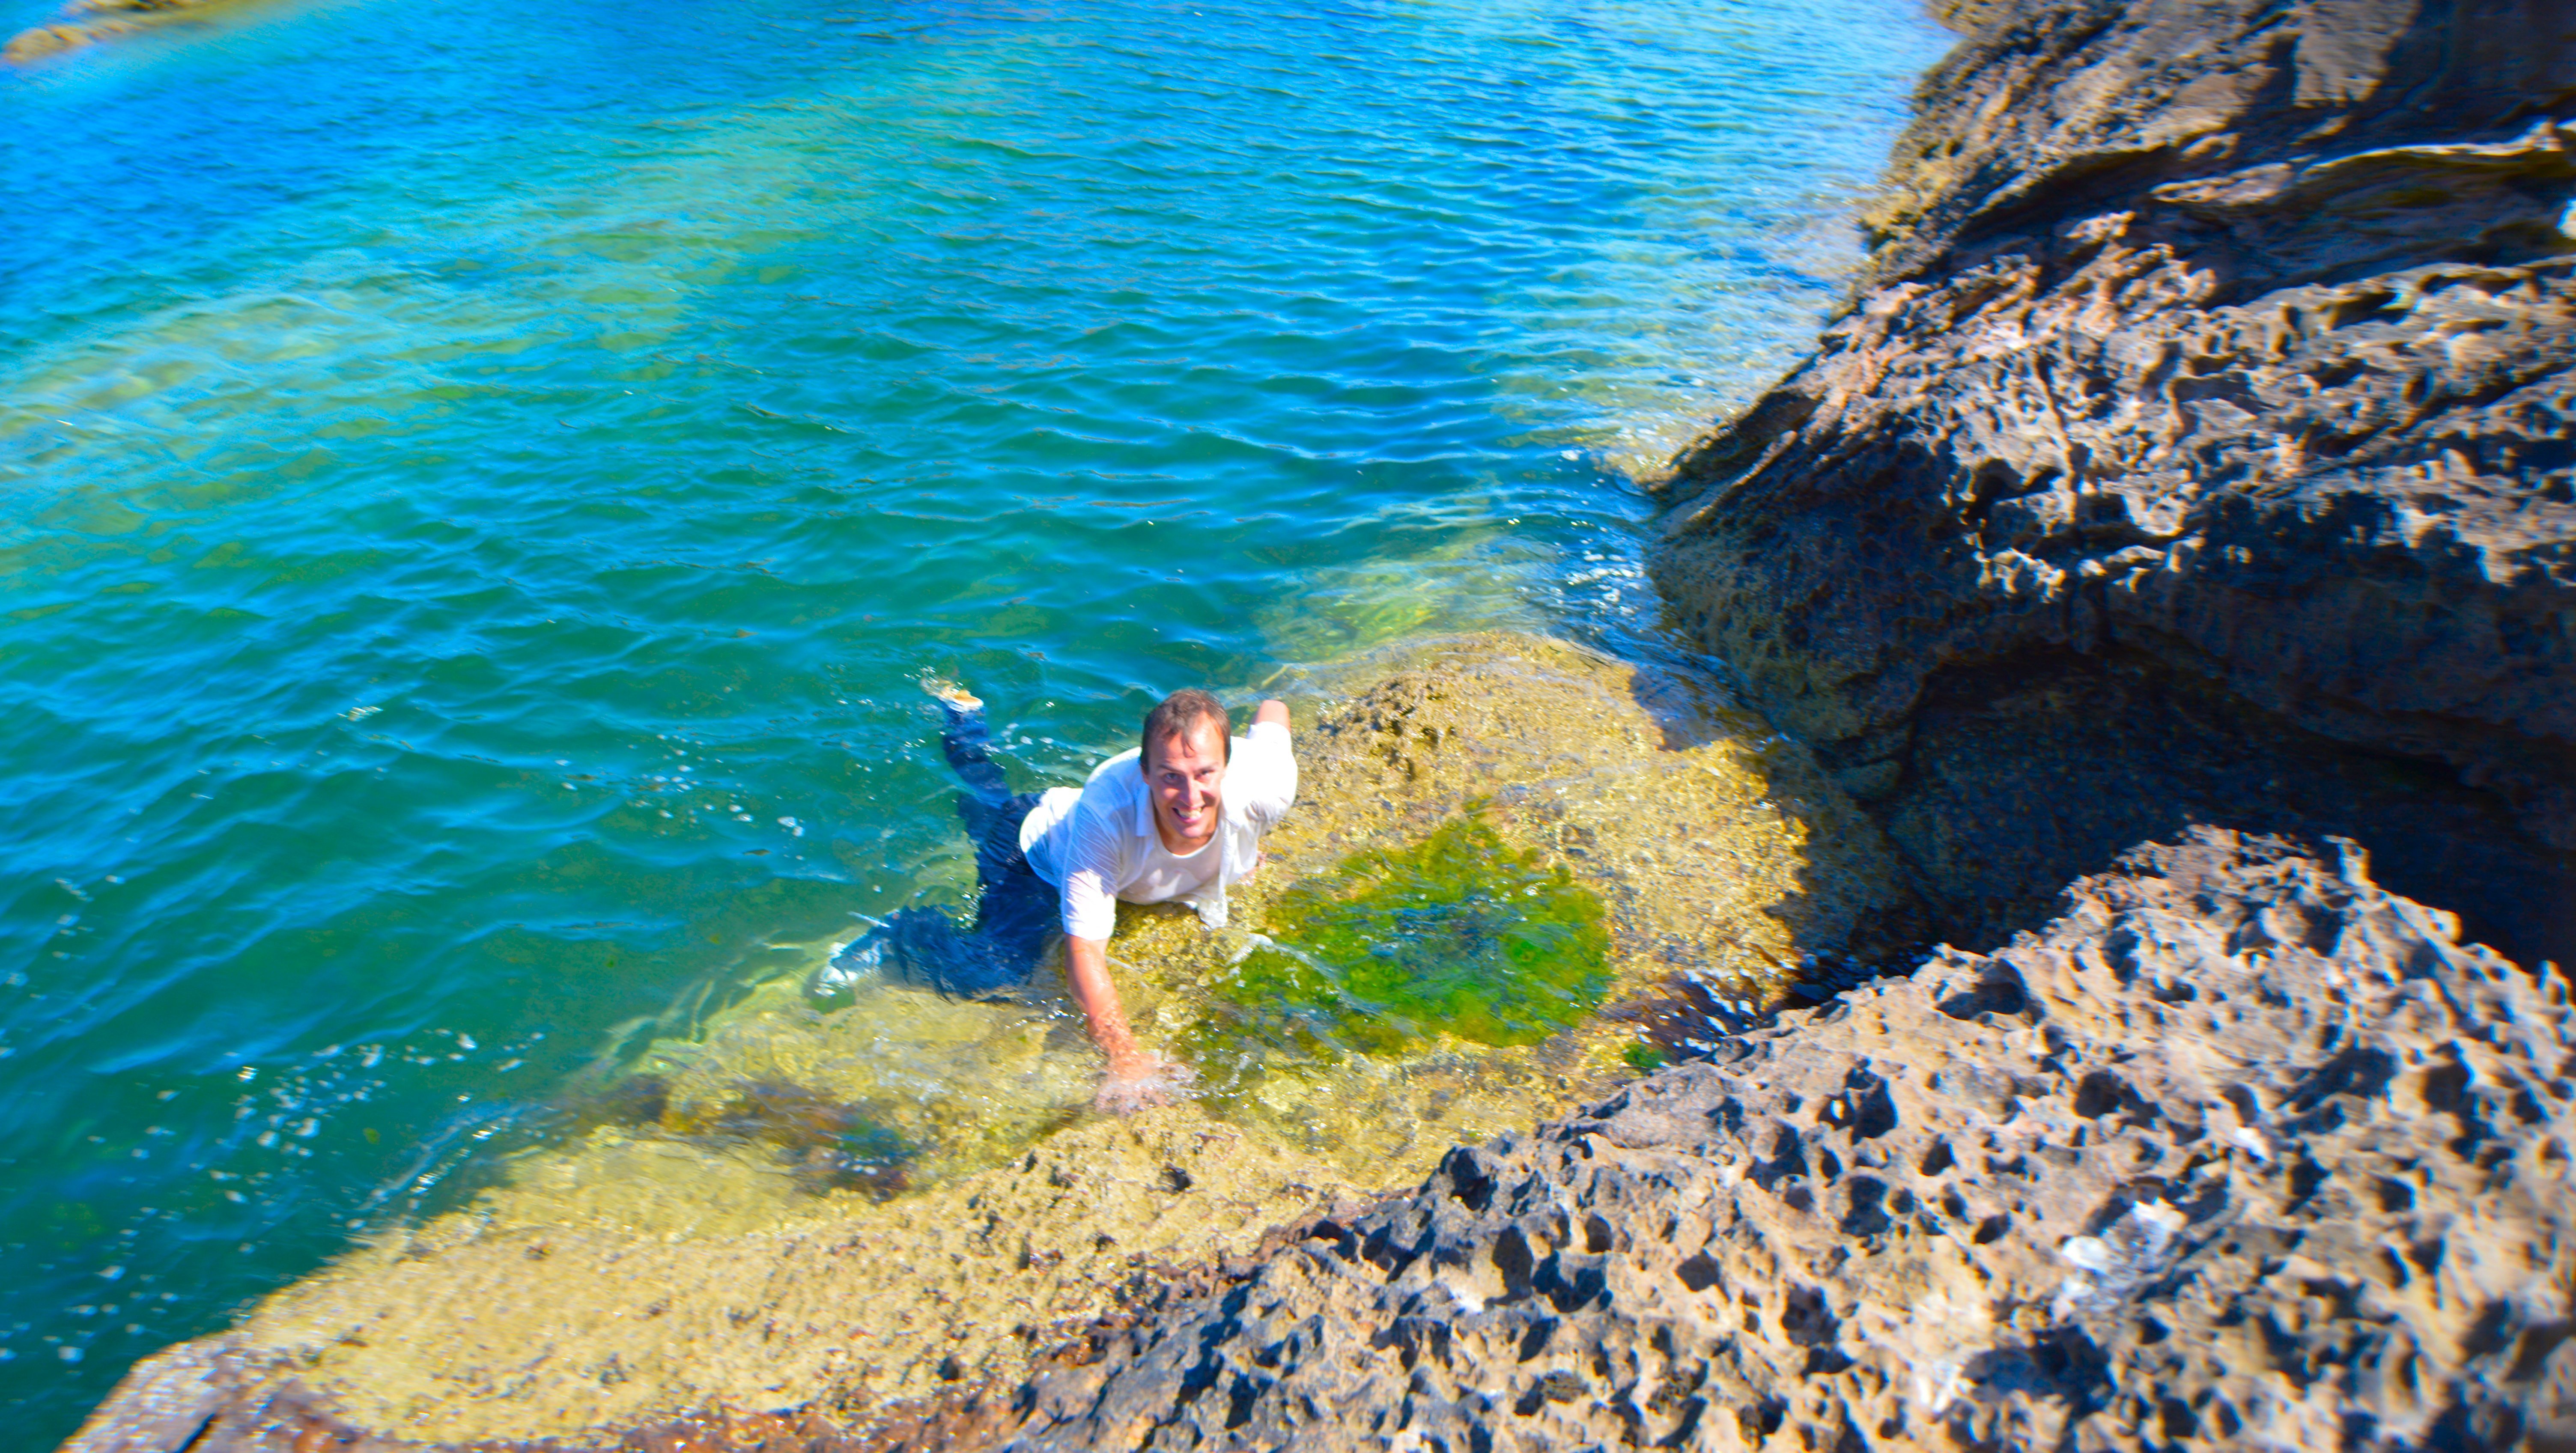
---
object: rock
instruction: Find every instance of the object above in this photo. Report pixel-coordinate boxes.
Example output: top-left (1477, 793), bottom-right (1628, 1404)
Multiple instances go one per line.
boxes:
top-left (999, 830), bottom-right (2576, 1452)
top-left (5, 0), bottom-right (214, 63)
top-left (1647, 0), bottom-right (2576, 967)
top-left (70, 0), bottom-right (214, 15)
top-left (57, 1339), bottom-right (232, 1453)
top-left (5, 22), bottom-right (98, 60)
top-left (63, 634), bottom-right (1910, 1449)
top-left (204, 1108), bottom-right (1357, 1445)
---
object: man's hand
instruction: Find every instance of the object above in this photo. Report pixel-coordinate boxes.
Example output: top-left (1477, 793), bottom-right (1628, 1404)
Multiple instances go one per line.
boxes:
top-left (1095, 1048), bottom-right (1189, 1114)
top-left (1066, 935), bottom-right (1184, 1115)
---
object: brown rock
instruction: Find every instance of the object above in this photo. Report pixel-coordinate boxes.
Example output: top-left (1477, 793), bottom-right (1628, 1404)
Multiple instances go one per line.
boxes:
top-left (5, 22), bottom-right (96, 60)
top-left (1649, 0), bottom-right (2576, 966)
top-left (998, 830), bottom-right (2576, 1451)
top-left (57, 1340), bottom-right (233, 1453)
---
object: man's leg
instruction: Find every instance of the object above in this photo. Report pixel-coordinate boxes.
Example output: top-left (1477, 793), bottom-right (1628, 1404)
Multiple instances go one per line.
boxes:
top-left (925, 676), bottom-right (1011, 814)
top-left (810, 791), bottom-right (1054, 1005)
top-left (966, 792), bottom-right (1061, 980)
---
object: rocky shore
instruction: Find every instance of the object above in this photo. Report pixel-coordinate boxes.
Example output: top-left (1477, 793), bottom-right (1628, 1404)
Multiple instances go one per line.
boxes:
top-left (1006, 831), bottom-right (2576, 1452)
top-left (69, 832), bottom-right (2576, 1452)
top-left (1649, 0), bottom-right (2576, 966)
top-left (62, 0), bottom-right (2576, 1448)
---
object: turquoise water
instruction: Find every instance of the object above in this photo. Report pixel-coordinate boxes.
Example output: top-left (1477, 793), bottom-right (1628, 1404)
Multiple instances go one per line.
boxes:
top-left (0, 0), bottom-right (1944, 1434)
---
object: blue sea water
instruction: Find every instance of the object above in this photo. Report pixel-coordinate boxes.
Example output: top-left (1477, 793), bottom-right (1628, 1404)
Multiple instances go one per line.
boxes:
top-left (0, 0), bottom-right (1944, 1435)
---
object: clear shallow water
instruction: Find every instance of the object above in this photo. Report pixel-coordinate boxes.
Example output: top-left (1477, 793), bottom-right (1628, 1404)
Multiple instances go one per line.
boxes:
top-left (0, 0), bottom-right (1944, 1434)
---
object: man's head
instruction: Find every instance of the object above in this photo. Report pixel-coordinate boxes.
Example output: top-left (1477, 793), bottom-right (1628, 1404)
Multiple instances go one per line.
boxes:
top-left (1141, 689), bottom-right (1231, 851)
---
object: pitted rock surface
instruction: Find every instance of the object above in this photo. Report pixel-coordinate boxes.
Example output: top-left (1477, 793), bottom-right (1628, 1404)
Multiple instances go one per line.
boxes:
top-left (1648, 0), bottom-right (2576, 963)
top-left (1002, 831), bottom-right (2576, 1452)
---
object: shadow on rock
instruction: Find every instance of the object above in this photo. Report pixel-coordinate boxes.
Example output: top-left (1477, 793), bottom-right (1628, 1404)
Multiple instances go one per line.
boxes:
top-left (1884, 647), bottom-right (2576, 970)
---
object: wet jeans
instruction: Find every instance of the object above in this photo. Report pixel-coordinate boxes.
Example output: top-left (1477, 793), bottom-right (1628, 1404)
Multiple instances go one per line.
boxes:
top-left (827, 701), bottom-right (1059, 1001)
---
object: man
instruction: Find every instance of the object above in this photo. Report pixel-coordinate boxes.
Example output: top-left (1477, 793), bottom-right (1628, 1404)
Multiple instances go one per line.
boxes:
top-left (811, 679), bottom-right (1297, 1112)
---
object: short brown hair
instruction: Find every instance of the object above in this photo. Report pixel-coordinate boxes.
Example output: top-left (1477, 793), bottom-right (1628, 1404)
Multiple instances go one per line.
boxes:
top-left (1141, 689), bottom-right (1231, 765)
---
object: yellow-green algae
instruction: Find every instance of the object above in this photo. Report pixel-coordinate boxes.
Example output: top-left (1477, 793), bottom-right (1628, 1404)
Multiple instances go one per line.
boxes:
top-left (1216, 816), bottom-right (1614, 1056)
top-left (215, 632), bottom-right (1912, 1444)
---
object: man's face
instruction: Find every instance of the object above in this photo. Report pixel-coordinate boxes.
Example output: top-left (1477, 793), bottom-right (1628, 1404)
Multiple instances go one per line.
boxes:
top-left (1145, 721), bottom-right (1228, 851)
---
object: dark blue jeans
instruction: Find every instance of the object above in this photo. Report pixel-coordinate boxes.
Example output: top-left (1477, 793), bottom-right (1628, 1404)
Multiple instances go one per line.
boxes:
top-left (836, 702), bottom-right (1059, 1000)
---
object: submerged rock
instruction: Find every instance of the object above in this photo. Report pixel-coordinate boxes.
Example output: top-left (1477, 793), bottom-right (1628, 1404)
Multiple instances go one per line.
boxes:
top-left (1131, 633), bottom-right (1915, 1173)
top-left (606, 631), bottom-right (1909, 1203)
top-left (1648, 0), bottom-right (2576, 965)
top-left (64, 1108), bottom-right (1357, 1448)
top-left (1001, 830), bottom-right (2576, 1452)
top-left (63, 632), bottom-right (1906, 1448)
top-left (3, 0), bottom-right (220, 63)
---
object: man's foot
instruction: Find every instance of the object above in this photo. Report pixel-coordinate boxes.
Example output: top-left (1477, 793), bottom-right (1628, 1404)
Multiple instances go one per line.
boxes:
top-left (807, 932), bottom-right (886, 1008)
top-left (918, 672), bottom-right (982, 712)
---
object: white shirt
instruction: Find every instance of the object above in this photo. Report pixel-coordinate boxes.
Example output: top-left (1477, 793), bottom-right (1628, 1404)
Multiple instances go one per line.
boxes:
top-left (1020, 721), bottom-right (1298, 940)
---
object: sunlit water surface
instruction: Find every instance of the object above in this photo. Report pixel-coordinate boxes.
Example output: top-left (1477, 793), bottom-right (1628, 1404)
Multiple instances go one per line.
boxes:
top-left (0, 0), bottom-right (1944, 1433)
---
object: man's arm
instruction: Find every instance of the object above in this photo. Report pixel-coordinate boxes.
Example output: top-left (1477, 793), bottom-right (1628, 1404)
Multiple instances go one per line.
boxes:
top-left (1237, 699), bottom-right (1297, 834)
top-left (1064, 701), bottom-right (1285, 1113)
top-left (1065, 934), bottom-right (1170, 1111)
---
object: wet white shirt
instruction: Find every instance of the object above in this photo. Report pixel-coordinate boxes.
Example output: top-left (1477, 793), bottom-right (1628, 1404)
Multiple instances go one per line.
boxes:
top-left (1020, 722), bottom-right (1298, 940)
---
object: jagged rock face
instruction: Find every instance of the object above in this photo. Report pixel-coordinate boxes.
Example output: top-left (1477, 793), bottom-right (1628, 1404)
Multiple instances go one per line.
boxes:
top-left (1647, 0), bottom-right (2576, 961)
top-left (1002, 831), bottom-right (2576, 1452)
top-left (1863, 0), bottom-right (2576, 292)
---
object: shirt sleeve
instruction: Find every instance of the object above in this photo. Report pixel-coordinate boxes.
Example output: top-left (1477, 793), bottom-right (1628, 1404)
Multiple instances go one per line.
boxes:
top-left (1057, 797), bottom-right (1125, 941)
top-left (1232, 721), bottom-right (1299, 831)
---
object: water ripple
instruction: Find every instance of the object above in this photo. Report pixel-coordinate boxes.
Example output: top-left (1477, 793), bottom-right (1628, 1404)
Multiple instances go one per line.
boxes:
top-left (0, 0), bottom-right (1944, 1433)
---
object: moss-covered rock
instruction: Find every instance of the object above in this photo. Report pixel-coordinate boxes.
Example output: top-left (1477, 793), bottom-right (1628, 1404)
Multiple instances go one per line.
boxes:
top-left (1205, 814), bottom-right (1613, 1057)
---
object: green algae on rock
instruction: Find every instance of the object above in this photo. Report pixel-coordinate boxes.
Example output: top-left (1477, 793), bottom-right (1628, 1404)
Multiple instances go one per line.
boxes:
top-left (1202, 816), bottom-right (1612, 1057)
